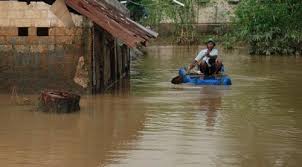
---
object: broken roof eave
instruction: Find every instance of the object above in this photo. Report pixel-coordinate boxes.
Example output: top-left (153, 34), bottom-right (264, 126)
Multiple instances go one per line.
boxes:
top-left (126, 18), bottom-right (158, 38)
top-left (65, 0), bottom-right (157, 48)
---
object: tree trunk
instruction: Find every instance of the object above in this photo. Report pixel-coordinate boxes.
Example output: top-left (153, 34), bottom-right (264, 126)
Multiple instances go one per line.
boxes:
top-left (38, 90), bottom-right (81, 113)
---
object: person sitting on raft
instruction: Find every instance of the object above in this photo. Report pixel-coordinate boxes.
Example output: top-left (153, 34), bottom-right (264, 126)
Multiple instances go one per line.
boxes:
top-left (187, 39), bottom-right (223, 76)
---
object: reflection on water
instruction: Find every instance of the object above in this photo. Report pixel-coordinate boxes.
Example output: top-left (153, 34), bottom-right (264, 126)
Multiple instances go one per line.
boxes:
top-left (1, 46), bottom-right (302, 167)
top-left (0, 95), bottom-right (146, 167)
top-left (199, 86), bottom-right (223, 128)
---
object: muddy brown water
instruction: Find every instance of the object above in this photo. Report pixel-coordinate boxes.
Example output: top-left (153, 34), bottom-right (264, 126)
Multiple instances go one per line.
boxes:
top-left (0, 46), bottom-right (302, 167)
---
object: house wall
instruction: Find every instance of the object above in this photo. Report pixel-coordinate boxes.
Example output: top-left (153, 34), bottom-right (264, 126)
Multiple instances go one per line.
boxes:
top-left (0, 27), bottom-right (83, 54)
top-left (0, 1), bottom-right (84, 54)
top-left (0, 1), bottom-right (83, 27)
top-left (0, 1), bottom-right (131, 94)
top-left (0, 1), bottom-right (91, 94)
top-left (0, 26), bottom-right (91, 93)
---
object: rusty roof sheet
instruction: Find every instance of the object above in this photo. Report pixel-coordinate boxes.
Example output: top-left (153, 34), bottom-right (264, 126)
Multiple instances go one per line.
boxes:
top-left (65, 0), bottom-right (158, 48)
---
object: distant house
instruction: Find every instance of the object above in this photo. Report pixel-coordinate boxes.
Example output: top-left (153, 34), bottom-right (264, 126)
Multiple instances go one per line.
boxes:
top-left (0, 0), bottom-right (157, 94)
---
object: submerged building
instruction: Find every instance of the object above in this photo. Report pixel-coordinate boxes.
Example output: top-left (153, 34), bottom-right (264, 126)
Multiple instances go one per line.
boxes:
top-left (0, 0), bottom-right (157, 94)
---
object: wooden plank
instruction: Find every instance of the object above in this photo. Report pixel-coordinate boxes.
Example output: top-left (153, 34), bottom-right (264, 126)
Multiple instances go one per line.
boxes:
top-left (65, 0), bottom-right (157, 47)
top-left (88, 0), bottom-right (151, 40)
top-left (66, 0), bottom-right (141, 47)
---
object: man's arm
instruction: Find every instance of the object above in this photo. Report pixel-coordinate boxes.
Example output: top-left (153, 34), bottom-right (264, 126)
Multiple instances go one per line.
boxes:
top-left (187, 60), bottom-right (198, 72)
top-left (187, 50), bottom-right (205, 73)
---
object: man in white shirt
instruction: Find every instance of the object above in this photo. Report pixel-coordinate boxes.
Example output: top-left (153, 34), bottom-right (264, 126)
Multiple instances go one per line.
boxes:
top-left (187, 39), bottom-right (222, 76)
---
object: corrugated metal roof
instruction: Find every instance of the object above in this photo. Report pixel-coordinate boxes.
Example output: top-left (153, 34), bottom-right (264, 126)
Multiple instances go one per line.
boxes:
top-left (65, 0), bottom-right (158, 48)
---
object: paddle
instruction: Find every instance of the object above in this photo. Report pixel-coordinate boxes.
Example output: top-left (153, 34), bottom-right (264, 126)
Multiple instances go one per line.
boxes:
top-left (171, 66), bottom-right (189, 84)
top-left (171, 75), bottom-right (183, 84)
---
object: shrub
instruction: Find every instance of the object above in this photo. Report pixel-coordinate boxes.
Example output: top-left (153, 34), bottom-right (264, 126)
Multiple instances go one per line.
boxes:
top-left (229, 0), bottom-right (302, 55)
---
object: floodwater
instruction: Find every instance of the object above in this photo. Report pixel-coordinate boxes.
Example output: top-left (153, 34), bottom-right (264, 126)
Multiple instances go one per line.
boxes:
top-left (0, 46), bottom-right (302, 167)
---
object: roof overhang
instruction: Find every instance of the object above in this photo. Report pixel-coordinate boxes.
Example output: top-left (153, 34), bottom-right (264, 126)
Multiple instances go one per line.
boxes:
top-left (65, 0), bottom-right (158, 48)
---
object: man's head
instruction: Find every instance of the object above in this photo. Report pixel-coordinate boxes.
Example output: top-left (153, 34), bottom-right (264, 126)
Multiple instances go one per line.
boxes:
top-left (206, 39), bottom-right (216, 50)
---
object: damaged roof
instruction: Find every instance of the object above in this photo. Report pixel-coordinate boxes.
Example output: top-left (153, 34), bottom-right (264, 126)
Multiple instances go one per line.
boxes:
top-left (65, 0), bottom-right (158, 48)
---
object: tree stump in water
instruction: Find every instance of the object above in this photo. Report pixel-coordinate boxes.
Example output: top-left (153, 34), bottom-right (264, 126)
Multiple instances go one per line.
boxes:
top-left (38, 90), bottom-right (80, 113)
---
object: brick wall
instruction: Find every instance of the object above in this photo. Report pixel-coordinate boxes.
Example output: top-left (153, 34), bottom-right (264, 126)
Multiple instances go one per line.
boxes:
top-left (0, 26), bottom-right (91, 93)
top-left (0, 1), bottom-right (83, 27)
top-left (0, 1), bottom-right (92, 94)
top-left (0, 26), bottom-right (92, 94)
top-left (0, 1), bottom-right (131, 94)
top-left (0, 1), bottom-right (87, 54)
top-left (0, 27), bottom-right (83, 54)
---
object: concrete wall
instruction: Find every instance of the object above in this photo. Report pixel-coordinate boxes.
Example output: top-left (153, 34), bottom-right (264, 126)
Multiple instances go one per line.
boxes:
top-left (155, 0), bottom-right (237, 36)
top-left (0, 26), bottom-right (91, 94)
top-left (159, 0), bottom-right (237, 24)
top-left (0, 1), bottom-right (90, 94)
top-left (0, 0), bottom-right (86, 55)
top-left (0, 1), bottom-right (130, 94)
top-left (196, 0), bottom-right (236, 23)
top-left (0, 1), bottom-right (83, 27)
top-left (0, 27), bottom-right (83, 54)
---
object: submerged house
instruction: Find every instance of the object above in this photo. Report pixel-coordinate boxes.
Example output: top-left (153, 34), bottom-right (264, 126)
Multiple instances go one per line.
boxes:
top-left (0, 0), bottom-right (157, 93)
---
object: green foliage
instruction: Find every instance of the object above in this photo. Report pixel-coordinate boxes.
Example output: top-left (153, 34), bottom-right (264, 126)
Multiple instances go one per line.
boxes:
top-left (122, 0), bottom-right (209, 45)
top-left (196, 0), bottom-right (211, 6)
top-left (119, 0), bottom-right (146, 21)
top-left (228, 0), bottom-right (302, 55)
top-left (167, 0), bottom-right (197, 44)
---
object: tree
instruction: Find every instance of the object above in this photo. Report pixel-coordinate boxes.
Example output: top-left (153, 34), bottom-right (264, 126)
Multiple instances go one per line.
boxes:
top-left (121, 0), bottom-right (147, 22)
top-left (229, 0), bottom-right (302, 55)
top-left (122, 0), bottom-right (204, 44)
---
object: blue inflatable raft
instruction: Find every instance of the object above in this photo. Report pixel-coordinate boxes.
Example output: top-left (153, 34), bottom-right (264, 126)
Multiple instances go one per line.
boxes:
top-left (178, 68), bottom-right (232, 85)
